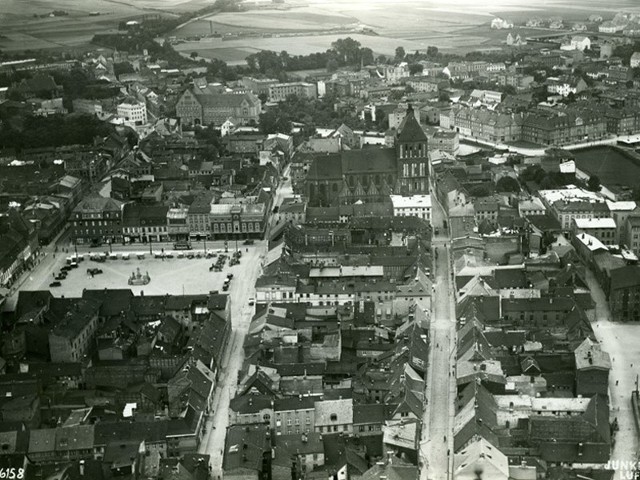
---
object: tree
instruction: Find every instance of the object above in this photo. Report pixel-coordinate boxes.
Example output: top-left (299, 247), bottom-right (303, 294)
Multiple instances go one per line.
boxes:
top-left (427, 46), bottom-right (439, 58)
top-left (587, 174), bottom-right (601, 192)
top-left (259, 109), bottom-right (292, 135)
top-left (495, 176), bottom-right (521, 193)
top-left (395, 46), bottom-right (406, 61)
top-left (469, 184), bottom-right (492, 197)
top-left (113, 62), bottom-right (135, 78)
top-left (190, 51), bottom-right (198, 59)
top-left (360, 47), bottom-right (374, 66)
top-left (408, 63), bottom-right (423, 75)
top-left (326, 58), bottom-right (338, 73)
top-left (331, 37), bottom-right (361, 65)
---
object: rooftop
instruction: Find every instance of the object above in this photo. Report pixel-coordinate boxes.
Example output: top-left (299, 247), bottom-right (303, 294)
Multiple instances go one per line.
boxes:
top-left (574, 217), bottom-right (616, 229)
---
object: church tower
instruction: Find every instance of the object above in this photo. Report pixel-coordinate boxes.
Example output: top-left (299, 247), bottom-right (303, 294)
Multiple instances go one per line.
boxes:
top-left (396, 105), bottom-right (429, 194)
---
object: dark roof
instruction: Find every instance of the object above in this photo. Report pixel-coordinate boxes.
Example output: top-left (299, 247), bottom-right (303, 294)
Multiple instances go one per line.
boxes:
top-left (610, 266), bottom-right (640, 291)
top-left (15, 290), bottom-right (53, 319)
top-left (274, 396), bottom-right (314, 412)
top-left (353, 404), bottom-right (386, 424)
top-left (223, 424), bottom-right (270, 472)
top-left (306, 153), bottom-right (343, 181)
top-left (396, 107), bottom-right (428, 143)
top-left (341, 148), bottom-right (397, 174)
top-left (530, 394), bottom-right (610, 463)
top-left (502, 296), bottom-right (575, 312)
top-left (82, 289), bottom-right (134, 318)
top-left (230, 394), bottom-right (273, 415)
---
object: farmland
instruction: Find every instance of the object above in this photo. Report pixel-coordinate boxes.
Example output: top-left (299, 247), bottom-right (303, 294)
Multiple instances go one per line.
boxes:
top-left (169, 0), bottom-right (640, 64)
top-left (573, 146), bottom-right (640, 189)
top-left (2, 0), bottom-right (640, 56)
top-left (0, 0), bottom-right (208, 53)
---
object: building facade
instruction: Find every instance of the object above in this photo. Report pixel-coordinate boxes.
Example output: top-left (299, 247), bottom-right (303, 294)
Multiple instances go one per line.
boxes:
top-left (117, 99), bottom-right (147, 126)
top-left (305, 108), bottom-right (429, 206)
top-left (71, 196), bottom-right (123, 245)
top-left (176, 87), bottom-right (261, 126)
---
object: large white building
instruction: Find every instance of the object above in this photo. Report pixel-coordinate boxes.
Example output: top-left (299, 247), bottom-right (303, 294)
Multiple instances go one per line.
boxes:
top-left (117, 99), bottom-right (147, 126)
top-left (390, 194), bottom-right (432, 221)
top-left (268, 82), bottom-right (317, 102)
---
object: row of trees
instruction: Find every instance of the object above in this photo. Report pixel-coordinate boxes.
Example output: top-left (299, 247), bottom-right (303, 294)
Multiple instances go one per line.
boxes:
top-left (258, 93), bottom-right (386, 135)
top-left (243, 37), bottom-right (375, 79)
top-left (0, 114), bottom-right (116, 150)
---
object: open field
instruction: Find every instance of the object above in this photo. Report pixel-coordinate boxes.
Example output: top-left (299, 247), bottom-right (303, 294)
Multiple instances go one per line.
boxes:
top-left (170, 0), bottom-right (640, 63)
top-left (573, 146), bottom-right (640, 189)
top-left (4, 0), bottom-right (640, 55)
top-left (205, 8), bottom-right (357, 31)
top-left (0, 0), bottom-right (210, 53)
top-left (173, 33), bottom-right (444, 65)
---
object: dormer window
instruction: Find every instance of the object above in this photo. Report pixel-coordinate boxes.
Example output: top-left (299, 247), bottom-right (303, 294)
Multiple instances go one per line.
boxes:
top-left (330, 414), bottom-right (337, 422)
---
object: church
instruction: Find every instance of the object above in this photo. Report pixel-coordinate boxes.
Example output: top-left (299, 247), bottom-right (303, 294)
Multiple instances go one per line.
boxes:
top-left (305, 107), bottom-right (429, 206)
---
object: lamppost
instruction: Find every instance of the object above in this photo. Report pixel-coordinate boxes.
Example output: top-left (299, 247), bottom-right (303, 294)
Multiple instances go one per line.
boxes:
top-left (149, 234), bottom-right (153, 255)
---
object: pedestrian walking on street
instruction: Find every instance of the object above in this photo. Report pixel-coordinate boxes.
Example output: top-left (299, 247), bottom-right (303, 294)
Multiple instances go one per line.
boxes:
top-left (616, 380), bottom-right (619, 386)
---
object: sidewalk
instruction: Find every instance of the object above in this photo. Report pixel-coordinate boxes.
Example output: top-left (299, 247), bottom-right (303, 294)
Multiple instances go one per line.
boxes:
top-left (585, 269), bottom-right (640, 479)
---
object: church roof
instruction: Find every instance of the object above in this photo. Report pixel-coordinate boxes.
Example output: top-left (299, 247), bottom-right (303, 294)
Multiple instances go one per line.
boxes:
top-left (396, 107), bottom-right (428, 143)
top-left (341, 148), bottom-right (397, 174)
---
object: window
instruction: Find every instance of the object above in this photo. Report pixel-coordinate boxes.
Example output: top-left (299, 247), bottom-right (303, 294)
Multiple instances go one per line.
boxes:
top-left (330, 414), bottom-right (338, 422)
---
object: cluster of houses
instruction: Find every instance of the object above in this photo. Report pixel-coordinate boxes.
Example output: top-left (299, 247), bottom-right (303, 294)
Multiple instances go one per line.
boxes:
top-left (4, 11), bottom-right (640, 479)
top-left (0, 289), bottom-right (230, 477)
top-left (223, 299), bottom-right (427, 479)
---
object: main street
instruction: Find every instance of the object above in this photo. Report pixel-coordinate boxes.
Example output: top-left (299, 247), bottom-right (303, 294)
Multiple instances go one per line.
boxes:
top-left (420, 188), bottom-right (457, 480)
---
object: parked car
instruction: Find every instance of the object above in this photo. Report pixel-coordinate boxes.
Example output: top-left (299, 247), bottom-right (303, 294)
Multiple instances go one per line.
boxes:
top-left (222, 284), bottom-right (229, 291)
top-left (243, 239), bottom-right (255, 245)
top-left (227, 273), bottom-right (234, 279)
top-left (248, 297), bottom-right (255, 306)
top-left (49, 281), bottom-right (61, 287)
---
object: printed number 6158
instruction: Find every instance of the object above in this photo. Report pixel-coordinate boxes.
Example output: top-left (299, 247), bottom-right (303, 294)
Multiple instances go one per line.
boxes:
top-left (0, 469), bottom-right (25, 479)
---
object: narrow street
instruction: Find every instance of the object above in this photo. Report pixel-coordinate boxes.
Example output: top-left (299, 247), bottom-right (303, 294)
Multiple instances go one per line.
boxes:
top-left (584, 270), bottom-right (640, 479)
top-left (420, 190), bottom-right (456, 480)
top-left (199, 163), bottom-right (292, 475)
top-left (199, 255), bottom-right (262, 476)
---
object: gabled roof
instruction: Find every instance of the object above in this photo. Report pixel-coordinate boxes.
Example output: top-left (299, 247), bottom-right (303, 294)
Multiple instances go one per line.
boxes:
top-left (396, 107), bottom-right (428, 143)
top-left (73, 195), bottom-right (123, 214)
top-left (574, 337), bottom-right (611, 371)
top-left (454, 438), bottom-right (508, 480)
top-left (361, 461), bottom-right (418, 480)
top-left (454, 382), bottom-right (499, 451)
top-left (529, 394), bottom-right (610, 462)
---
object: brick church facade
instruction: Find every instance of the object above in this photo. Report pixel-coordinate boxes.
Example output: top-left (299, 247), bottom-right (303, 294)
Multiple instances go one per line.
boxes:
top-left (305, 107), bottom-right (429, 206)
